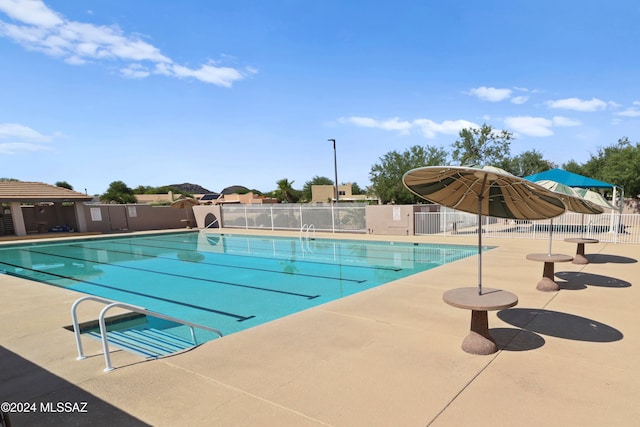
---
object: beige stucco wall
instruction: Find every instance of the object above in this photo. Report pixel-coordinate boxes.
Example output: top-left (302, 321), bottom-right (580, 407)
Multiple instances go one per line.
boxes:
top-left (192, 205), bottom-right (222, 229)
top-left (81, 204), bottom-right (191, 233)
top-left (217, 193), bottom-right (277, 204)
top-left (311, 184), bottom-right (355, 203)
top-left (365, 205), bottom-right (416, 236)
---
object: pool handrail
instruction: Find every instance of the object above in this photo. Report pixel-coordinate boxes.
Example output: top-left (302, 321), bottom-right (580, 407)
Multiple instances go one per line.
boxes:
top-left (71, 295), bottom-right (223, 372)
top-left (300, 223), bottom-right (316, 240)
top-left (300, 224), bottom-right (316, 253)
top-left (199, 217), bottom-right (219, 233)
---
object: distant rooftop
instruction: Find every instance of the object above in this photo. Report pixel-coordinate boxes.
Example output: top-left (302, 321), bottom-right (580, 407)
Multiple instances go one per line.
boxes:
top-left (0, 181), bottom-right (93, 202)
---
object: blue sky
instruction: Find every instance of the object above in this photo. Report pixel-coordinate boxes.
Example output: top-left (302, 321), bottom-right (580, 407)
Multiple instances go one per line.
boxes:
top-left (1, 0), bottom-right (639, 195)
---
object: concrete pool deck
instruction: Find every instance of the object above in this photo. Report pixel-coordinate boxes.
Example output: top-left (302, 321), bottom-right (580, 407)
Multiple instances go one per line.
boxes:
top-left (1, 228), bottom-right (639, 426)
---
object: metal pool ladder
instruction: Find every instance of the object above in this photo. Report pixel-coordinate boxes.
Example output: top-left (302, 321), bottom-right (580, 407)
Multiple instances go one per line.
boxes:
top-left (300, 224), bottom-right (316, 252)
top-left (300, 223), bottom-right (316, 240)
top-left (71, 296), bottom-right (223, 372)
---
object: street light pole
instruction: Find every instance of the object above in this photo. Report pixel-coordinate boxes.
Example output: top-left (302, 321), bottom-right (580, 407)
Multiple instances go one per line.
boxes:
top-left (328, 139), bottom-right (338, 202)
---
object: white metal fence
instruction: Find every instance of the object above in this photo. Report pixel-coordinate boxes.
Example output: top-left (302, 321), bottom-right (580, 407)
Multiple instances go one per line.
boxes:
top-left (218, 204), bottom-right (640, 244)
top-left (221, 204), bottom-right (367, 233)
top-left (415, 208), bottom-right (640, 244)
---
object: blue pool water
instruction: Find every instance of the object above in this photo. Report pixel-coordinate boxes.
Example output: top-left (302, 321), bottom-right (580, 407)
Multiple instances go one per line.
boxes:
top-left (0, 232), bottom-right (480, 340)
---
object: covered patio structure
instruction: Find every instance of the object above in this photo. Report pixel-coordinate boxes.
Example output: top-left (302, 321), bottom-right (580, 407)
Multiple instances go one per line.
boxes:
top-left (0, 181), bottom-right (93, 237)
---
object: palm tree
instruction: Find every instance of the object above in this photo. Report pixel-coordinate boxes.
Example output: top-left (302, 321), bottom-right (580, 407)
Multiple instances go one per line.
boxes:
top-left (274, 178), bottom-right (296, 203)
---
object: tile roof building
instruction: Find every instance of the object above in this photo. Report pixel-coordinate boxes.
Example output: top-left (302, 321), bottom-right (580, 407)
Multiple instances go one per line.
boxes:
top-left (0, 181), bottom-right (92, 236)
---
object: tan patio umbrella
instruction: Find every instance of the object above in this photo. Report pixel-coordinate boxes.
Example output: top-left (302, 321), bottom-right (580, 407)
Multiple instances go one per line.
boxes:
top-left (171, 197), bottom-right (199, 227)
top-left (403, 165), bottom-right (566, 295)
top-left (535, 180), bottom-right (603, 215)
top-left (535, 180), bottom-right (603, 249)
top-left (573, 188), bottom-right (615, 210)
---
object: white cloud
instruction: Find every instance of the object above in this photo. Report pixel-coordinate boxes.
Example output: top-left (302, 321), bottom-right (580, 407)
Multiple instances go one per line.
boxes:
top-left (340, 116), bottom-right (478, 139)
top-left (166, 62), bottom-right (249, 88)
top-left (339, 116), bottom-right (413, 134)
top-left (120, 63), bottom-right (150, 79)
top-left (0, 0), bottom-right (63, 27)
top-left (340, 116), bottom-right (377, 128)
top-left (510, 96), bottom-right (528, 105)
top-left (545, 97), bottom-right (615, 112)
top-left (614, 107), bottom-right (640, 117)
top-left (0, 0), bottom-right (253, 87)
top-left (413, 119), bottom-right (478, 138)
top-left (552, 116), bottom-right (581, 127)
top-left (504, 116), bottom-right (554, 137)
top-left (0, 142), bottom-right (52, 154)
top-left (469, 86), bottom-right (512, 102)
top-left (0, 123), bottom-right (52, 141)
top-left (504, 115), bottom-right (580, 137)
top-left (0, 122), bottom-right (58, 154)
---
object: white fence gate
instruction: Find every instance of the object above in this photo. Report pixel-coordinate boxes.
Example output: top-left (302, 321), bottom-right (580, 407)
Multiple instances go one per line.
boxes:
top-left (415, 208), bottom-right (640, 244)
top-left (220, 204), bottom-right (367, 233)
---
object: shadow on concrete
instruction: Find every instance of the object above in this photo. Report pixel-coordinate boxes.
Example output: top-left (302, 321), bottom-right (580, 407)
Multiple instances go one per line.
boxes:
top-left (497, 309), bottom-right (623, 342)
top-left (491, 328), bottom-right (546, 351)
top-left (586, 254), bottom-right (637, 264)
top-left (555, 271), bottom-right (632, 289)
top-left (0, 346), bottom-right (149, 427)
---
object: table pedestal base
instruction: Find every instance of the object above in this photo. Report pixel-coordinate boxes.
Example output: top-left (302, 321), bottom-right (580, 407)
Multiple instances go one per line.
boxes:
top-left (537, 262), bottom-right (560, 291)
top-left (527, 253), bottom-right (573, 292)
top-left (565, 238), bottom-right (598, 265)
top-left (443, 287), bottom-right (518, 356)
top-left (572, 243), bottom-right (588, 264)
top-left (572, 253), bottom-right (589, 264)
top-left (536, 276), bottom-right (560, 292)
top-left (462, 310), bottom-right (497, 355)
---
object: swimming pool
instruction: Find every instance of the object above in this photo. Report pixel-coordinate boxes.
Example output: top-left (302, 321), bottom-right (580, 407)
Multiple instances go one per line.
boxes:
top-left (0, 232), bottom-right (480, 339)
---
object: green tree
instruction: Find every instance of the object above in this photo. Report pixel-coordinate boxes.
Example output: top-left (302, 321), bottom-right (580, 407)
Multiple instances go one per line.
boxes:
top-left (369, 145), bottom-right (447, 204)
top-left (273, 178), bottom-right (300, 203)
top-left (133, 185), bottom-right (192, 198)
top-left (100, 181), bottom-right (137, 204)
top-left (451, 124), bottom-right (513, 166)
top-left (562, 159), bottom-right (585, 175)
top-left (567, 137), bottom-right (640, 197)
top-left (302, 176), bottom-right (334, 202)
top-left (500, 150), bottom-right (555, 177)
top-left (598, 138), bottom-right (640, 197)
top-left (133, 185), bottom-right (154, 194)
top-left (55, 181), bottom-right (73, 190)
top-left (350, 182), bottom-right (365, 195)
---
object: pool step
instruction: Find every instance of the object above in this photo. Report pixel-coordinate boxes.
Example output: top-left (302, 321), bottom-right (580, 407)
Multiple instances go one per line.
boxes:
top-left (85, 327), bottom-right (197, 359)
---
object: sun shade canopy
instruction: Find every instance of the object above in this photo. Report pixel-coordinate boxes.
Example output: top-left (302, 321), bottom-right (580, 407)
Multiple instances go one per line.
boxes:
top-left (524, 169), bottom-right (614, 189)
top-left (403, 166), bottom-right (566, 220)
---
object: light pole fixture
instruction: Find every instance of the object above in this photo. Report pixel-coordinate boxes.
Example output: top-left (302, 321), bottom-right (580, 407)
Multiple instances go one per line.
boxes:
top-left (328, 139), bottom-right (338, 202)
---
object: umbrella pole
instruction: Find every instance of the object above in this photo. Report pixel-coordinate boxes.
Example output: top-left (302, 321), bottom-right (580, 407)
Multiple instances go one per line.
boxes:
top-left (548, 219), bottom-right (554, 255)
top-left (477, 197), bottom-right (483, 295)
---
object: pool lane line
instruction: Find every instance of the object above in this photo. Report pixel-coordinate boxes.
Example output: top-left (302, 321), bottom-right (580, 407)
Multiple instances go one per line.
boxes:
top-left (161, 234), bottom-right (469, 263)
top-left (22, 248), bottom-right (322, 300)
top-left (0, 260), bottom-right (255, 322)
top-left (132, 236), bottom-right (405, 270)
top-left (118, 238), bottom-right (404, 272)
top-left (146, 235), bottom-right (413, 268)
top-left (70, 242), bottom-right (368, 284)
